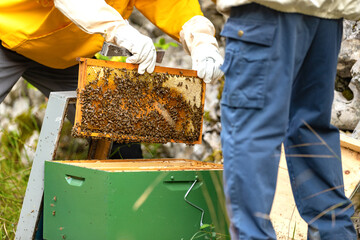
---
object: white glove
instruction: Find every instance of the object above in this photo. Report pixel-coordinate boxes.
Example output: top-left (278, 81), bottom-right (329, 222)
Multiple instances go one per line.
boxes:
top-left (191, 44), bottom-right (224, 84)
top-left (114, 24), bottom-right (156, 74)
top-left (180, 16), bottom-right (224, 84)
top-left (54, 0), bottom-right (156, 74)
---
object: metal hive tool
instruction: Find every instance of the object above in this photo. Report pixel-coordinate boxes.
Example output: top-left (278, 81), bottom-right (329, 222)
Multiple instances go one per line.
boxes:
top-left (72, 58), bottom-right (206, 144)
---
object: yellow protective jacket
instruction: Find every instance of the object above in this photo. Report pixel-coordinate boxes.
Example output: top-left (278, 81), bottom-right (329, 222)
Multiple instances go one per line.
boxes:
top-left (0, 0), bottom-right (203, 69)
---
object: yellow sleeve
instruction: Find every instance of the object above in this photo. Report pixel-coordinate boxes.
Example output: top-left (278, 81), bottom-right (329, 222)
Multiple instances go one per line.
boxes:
top-left (134, 0), bottom-right (204, 41)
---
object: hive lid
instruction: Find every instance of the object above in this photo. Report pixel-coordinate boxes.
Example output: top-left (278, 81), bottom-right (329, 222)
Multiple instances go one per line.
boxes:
top-left (54, 159), bottom-right (223, 172)
top-left (72, 58), bottom-right (205, 144)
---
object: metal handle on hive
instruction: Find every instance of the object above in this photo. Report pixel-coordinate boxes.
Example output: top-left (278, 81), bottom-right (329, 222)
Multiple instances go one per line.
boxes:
top-left (184, 179), bottom-right (205, 227)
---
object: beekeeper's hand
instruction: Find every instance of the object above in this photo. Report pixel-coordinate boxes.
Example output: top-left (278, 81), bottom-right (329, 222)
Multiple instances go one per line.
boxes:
top-left (54, 0), bottom-right (156, 74)
top-left (191, 44), bottom-right (223, 84)
top-left (180, 16), bottom-right (224, 84)
top-left (113, 24), bottom-right (156, 74)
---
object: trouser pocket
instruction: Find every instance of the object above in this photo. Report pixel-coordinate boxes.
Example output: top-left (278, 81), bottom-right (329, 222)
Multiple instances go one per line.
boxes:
top-left (220, 10), bottom-right (277, 109)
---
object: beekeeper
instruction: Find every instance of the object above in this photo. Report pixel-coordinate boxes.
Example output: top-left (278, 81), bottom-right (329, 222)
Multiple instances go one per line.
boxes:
top-left (216, 0), bottom-right (360, 239)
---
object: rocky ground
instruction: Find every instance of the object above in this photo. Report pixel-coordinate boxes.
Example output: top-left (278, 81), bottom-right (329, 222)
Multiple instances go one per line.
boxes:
top-left (332, 20), bottom-right (360, 137)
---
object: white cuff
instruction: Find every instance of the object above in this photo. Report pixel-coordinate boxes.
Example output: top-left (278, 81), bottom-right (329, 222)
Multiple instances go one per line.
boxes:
top-left (54, 0), bottom-right (126, 41)
top-left (179, 15), bottom-right (218, 55)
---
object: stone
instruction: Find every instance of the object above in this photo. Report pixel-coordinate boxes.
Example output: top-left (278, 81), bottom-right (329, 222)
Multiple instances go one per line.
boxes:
top-left (204, 83), bottom-right (221, 121)
top-left (343, 20), bottom-right (360, 40)
top-left (337, 39), bottom-right (360, 79)
top-left (331, 81), bottom-right (360, 131)
top-left (332, 34), bottom-right (360, 134)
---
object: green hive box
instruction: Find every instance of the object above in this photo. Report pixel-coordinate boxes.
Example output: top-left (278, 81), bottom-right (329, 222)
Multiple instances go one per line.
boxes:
top-left (43, 159), bottom-right (229, 240)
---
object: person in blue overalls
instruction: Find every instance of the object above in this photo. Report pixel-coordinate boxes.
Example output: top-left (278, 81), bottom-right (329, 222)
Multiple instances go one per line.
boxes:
top-left (216, 0), bottom-right (360, 239)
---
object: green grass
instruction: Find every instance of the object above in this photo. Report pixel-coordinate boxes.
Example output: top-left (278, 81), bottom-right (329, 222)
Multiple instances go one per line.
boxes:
top-left (0, 106), bottom-right (89, 239)
top-left (0, 122), bottom-right (34, 239)
top-left (0, 156), bottom-right (30, 239)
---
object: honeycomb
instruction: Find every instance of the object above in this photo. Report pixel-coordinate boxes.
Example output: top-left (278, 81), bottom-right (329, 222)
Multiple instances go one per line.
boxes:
top-left (72, 58), bottom-right (205, 144)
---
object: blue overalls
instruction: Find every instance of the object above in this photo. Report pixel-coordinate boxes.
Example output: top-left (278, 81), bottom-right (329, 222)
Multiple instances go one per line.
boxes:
top-left (220, 3), bottom-right (357, 240)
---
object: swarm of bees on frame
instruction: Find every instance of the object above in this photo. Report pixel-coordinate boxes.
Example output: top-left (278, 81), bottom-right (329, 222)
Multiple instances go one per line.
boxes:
top-left (72, 66), bottom-right (204, 144)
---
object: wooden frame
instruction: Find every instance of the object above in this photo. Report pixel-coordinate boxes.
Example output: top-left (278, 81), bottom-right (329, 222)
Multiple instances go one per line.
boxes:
top-left (73, 58), bottom-right (206, 145)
